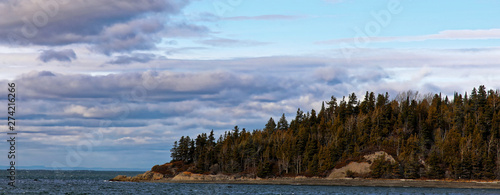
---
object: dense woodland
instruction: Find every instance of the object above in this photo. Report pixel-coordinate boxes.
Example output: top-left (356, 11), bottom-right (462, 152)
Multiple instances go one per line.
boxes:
top-left (167, 86), bottom-right (500, 180)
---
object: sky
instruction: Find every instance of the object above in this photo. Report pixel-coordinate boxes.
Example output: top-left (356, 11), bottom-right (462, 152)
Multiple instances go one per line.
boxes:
top-left (1, 0), bottom-right (500, 170)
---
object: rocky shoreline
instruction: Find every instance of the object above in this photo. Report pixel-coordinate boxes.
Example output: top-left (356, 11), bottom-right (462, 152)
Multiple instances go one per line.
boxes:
top-left (110, 172), bottom-right (500, 189)
top-left (110, 151), bottom-right (500, 189)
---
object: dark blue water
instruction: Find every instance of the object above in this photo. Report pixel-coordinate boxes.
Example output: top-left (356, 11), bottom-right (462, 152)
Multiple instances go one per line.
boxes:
top-left (0, 170), bottom-right (499, 194)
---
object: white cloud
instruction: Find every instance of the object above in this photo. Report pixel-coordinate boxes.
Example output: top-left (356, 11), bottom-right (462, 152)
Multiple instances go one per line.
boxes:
top-left (321, 29), bottom-right (500, 44)
top-left (63, 104), bottom-right (128, 118)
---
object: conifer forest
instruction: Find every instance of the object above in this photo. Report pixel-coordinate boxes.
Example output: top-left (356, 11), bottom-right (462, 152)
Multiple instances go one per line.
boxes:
top-left (168, 85), bottom-right (500, 180)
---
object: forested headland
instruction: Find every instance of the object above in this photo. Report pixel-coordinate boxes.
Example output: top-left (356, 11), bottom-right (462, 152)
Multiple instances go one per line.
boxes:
top-left (166, 85), bottom-right (500, 180)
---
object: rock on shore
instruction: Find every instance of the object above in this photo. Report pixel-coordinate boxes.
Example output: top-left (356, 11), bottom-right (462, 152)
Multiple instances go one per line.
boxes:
top-left (172, 172), bottom-right (235, 181)
top-left (328, 151), bottom-right (395, 179)
top-left (110, 171), bottom-right (165, 182)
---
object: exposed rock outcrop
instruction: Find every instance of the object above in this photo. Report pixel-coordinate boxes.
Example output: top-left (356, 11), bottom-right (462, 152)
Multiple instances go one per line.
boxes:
top-left (328, 151), bottom-right (395, 179)
top-left (110, 175), bottom-right (131, 182)
top-left (172, 172), bottom-right (235, 181)
top-left (364, 151), bottom-right (395, 163)
top-left (111, 171), bottom-right (249, 182)
top-left (110, 171), bottom-right (165, 182)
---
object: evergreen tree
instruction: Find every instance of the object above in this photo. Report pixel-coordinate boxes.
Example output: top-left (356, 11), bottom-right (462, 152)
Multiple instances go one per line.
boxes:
top-left (426, 149), bottom-right (444, 179)
top-left (265, 117), bottom-right (277, 133)
top-left (171, 141), bottom-right (179, 161)
top-left (277, 113), bottom-right (289, 131)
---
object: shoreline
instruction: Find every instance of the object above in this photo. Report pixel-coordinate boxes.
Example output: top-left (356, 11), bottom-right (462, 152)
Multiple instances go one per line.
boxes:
top-left (141, 178), bottom-right (500, 189)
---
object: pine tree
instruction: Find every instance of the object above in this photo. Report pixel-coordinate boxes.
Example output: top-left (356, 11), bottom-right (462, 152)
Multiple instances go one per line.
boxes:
top-left (265, 117), bottom-right (276, 133)
top-left (171, 141), bottom-right (179, 161)
top-left (426, 149), bottom-right (444, 179)
top-left (347, 92), bottom-right (358, 116)
top-left (370, 154), bottom-right (387, 178)
top-left (277, 113), bottom-right (289, 131)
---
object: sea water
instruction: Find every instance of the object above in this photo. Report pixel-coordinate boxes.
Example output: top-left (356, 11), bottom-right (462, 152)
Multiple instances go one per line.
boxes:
top-left (0, 170), bottom-right (499, 194)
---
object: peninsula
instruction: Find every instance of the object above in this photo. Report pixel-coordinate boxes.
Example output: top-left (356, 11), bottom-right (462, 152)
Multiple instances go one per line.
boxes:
top-left (113, 86), bottom-right (500, 189)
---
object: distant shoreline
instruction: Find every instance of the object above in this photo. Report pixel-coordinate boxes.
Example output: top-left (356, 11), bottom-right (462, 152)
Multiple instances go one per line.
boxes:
top-left (141, 178), bottom-right (500, 189)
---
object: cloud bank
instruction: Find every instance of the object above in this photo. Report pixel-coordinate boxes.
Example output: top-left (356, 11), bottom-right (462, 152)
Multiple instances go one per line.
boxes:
top-left (0, 0), bottom-right (207, 55)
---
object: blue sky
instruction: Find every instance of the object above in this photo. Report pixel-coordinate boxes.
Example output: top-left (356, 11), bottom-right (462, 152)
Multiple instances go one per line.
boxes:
top-left (1, 0), bottom-right (500, 170)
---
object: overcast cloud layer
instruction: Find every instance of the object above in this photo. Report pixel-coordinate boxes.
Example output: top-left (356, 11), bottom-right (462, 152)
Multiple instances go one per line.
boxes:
top-left (0, 0), bottom-right (205, 55)
top-left (1, 0), bottom-right (500, 170)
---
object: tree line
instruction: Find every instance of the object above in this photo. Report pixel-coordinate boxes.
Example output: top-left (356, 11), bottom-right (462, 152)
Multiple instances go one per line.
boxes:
top-left (169, 85), bottom-right (500, 179)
